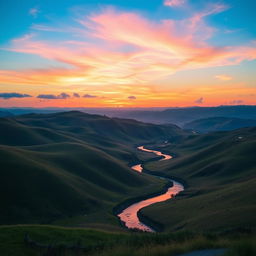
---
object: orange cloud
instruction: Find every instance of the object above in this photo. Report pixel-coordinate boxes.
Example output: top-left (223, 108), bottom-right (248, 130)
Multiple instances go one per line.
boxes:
top-left (215, 74), bottom-right (233, 81)
top-left (2, 7), bottom-right (255, 87)
top-left (0, 6), bottom-right (256, 107)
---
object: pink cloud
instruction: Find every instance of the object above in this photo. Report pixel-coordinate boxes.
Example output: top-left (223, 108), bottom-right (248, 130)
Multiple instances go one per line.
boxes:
top-left (29, 7), bottom-right (39, 18)
top-left (1, 6), bottom-right (256, 88)
top-left (229, 100), bottom-right (244, 105)
top-left (195, 97), bottom-right (204, 104)
top-left (164, 0), bottom-right (186, 7)
top-left (215, 74), bottom-right (233, 81)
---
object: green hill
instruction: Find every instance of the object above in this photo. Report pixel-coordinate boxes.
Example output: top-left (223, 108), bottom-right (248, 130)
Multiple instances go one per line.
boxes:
top-left (2, 110), bottom-right (255, 233)
top-left (0, 111), bottom-right (184, 226)
top-left (141, 127), bottom-right (256, 232)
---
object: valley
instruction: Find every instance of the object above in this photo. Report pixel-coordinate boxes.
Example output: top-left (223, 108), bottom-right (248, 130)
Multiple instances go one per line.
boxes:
top-left (0, 111), bottom-right (184, 227)
top-left (0, 111), bottom-right (255, 255)
top-left (1, 0), bottom-right (255, 253)
top-left (117, 146), bottom-right (184, 232)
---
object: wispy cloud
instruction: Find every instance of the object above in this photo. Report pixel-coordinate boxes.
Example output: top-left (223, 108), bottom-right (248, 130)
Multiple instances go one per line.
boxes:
top-left (163, 0), bottom-right (186, 7)
top-left (0, 92), bottom-right (32, 99)
top-left (229, 99), bottom-right (244, 105)
top-left (31, 24), bottom-right (63, 32)
top-left (0, 5), bottom-right (255, 93)
top-left (73, 93), bottom-right (80, 98)
top-left (83, 94), bottom-right (97, 98)
top-left (215, 74), bottom-right (233, 81)
top-left (37, 93), bottom-right (70, 99)
top-left (128, 96), bottom-right (136, 100)
top-left (194, 97), bottom-right (204, 104)
top-left (29, 7), bottom-right (39, 18)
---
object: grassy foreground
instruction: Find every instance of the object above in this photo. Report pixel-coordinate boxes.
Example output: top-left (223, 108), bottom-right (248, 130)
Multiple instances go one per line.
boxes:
top-left (0, 225), bottom-right (255, 256)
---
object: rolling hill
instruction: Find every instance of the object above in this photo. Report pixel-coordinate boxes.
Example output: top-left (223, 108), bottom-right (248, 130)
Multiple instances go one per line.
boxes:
top-left (141, 127), bottom-right (256, 232)
top-left (1, 110), bottom-right (255, 234)
top-left (0, 110), bottom-right (13, 117)
top-left (0, 111), bottom-right (184, 225)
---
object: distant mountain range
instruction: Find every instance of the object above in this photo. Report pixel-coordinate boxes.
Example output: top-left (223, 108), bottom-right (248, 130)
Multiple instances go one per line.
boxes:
top-left (183, 117), bottom-right (256, 133)
top-left (0, 110), bottom-right (13, 117)
top-left (114, 105), bottom-right (256, 125)
top-left (1, 105), bottom-right (256, 126)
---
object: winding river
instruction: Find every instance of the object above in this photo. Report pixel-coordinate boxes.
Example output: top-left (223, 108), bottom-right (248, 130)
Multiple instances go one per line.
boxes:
top-left (118, 146), bottom-right (184, 232)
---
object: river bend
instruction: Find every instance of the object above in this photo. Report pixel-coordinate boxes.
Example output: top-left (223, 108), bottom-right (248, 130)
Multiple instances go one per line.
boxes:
top-left (118, 146), bottom-right (184, 232)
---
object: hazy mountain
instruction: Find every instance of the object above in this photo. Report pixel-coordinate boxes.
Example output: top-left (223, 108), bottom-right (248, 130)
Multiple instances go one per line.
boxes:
top-left (116, 105), bottom-right (256, 125)
top-left (183, 117), bottom-right (256, 133)
top-left (2, 105), bottom-right (255, 126)
top-left (0, 110), bottom-right (13, 117)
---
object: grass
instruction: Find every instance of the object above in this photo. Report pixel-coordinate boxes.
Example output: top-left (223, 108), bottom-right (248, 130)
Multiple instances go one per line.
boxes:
top-left (0, 111), bottom-right (182, 225)
top-left (224, 238), bottom-right (256, 256)
top-left (140, 127), bottom-right (256, 232)
top-left (1, 111), bottom-right (255, 255)
top-left (0, 225), bottom-right (255, 256)
top-left (0, 141), bottom-right (166, 225)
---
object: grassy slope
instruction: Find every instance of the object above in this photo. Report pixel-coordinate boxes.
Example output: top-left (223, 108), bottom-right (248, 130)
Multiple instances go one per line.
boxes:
top-left (0, 225), bottom-right (255, 256)
top-left (0, 111), bottom-right (185, 226)
top-left (141, 127), bottom-right (256, 232)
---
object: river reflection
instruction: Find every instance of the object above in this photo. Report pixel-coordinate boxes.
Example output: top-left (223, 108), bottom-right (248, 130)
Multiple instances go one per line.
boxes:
top-left (118, 180), bottom-right (183, 232)
top-left (131, 164), bottom-right (143, 173)
top-left (137, 146), bottom-right (172, 161)
top-left (118, 146), bottom-right (184, 232)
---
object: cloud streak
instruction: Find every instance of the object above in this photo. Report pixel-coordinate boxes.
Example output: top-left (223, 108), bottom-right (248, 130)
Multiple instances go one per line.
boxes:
top-left (37, 93), bottom-right (70, 99)
top-left (230, 100), bottom-right (244, 105)
top-left (195, 97), bottom-right (204, 104)
top-left (73, 93), bottom-right (80, 98)
top-left (164, 0), bottom-right (186, 7)
top-left (83, 94), bottom-right (97, 98)
top-left (0, 5), bottom-right (255, 105)
top-left (128, 96), bottom-right (136, 100)
top-left (215, 74), bottom-right (233, 81)
top-left (0, 92), bottom-right (32, 99)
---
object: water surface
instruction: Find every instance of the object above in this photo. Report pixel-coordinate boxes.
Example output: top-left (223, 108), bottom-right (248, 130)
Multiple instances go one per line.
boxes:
top-left (118, 146), bottom-right (184, 232)
top-left (137, 146), bottom-right (173, 161)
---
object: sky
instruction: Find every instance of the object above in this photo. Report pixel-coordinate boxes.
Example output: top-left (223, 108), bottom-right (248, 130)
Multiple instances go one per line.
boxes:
top-left (0, 0), bottom-right (255, 108)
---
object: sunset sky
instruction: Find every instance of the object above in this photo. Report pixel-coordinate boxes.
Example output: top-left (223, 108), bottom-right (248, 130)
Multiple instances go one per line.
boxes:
top-left (0, 0), bottom-right (255, 107)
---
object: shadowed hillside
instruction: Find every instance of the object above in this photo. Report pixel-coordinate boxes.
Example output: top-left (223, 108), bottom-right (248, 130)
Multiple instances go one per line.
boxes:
top-left (0, 111), bottom-right (185, 225)
top-left (141, 127), bottom-right (256, 232)
top-left (0, 110), bottom-right (13, 117)
top-left (1, 111), bottom-right (184, 144)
